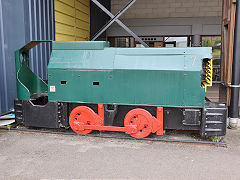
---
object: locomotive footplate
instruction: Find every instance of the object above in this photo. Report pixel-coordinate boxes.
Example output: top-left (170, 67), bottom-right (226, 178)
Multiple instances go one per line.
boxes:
top-left (14, 97), bottom-right (68, 129)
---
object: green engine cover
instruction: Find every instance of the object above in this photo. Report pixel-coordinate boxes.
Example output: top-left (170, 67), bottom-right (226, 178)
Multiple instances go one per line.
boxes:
top-left (48, 41), bottom-right (212, 108)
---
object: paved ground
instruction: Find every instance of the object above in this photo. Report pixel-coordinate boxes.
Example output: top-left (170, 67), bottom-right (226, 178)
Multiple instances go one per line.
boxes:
top-left (0, 129), bottom-right (240, 180)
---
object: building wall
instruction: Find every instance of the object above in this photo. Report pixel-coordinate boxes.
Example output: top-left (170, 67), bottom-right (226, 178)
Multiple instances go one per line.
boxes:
top-left (111, 0), bottom-right (222, 19)
top-left (108, 0), bottom-right (222, 37)
top-left (55, 0), bottom-right (90, 41)
top-left (107, 17), bottom-right (222, 37)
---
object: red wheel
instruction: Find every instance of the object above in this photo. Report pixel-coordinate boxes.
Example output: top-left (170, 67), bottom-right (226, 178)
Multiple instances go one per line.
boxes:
top-left (124, 108), bottom-right (153, 138)
top-left (69, 106), bottom-right (97, 135)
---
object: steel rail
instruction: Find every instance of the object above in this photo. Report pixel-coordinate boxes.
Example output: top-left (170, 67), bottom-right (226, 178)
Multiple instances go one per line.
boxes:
top-left (0, 127), bottom-right (227, 147)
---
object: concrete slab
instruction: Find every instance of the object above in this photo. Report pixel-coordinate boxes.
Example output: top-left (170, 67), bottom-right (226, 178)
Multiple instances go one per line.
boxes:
top-left (0, 129), bottom-right (240, 180)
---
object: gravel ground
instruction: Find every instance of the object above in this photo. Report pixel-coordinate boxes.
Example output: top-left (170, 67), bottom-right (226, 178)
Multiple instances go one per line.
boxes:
top-left (0, 129), bottom-right (240, 180)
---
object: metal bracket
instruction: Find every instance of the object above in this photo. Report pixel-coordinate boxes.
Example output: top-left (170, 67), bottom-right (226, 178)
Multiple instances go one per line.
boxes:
top-left (228, 84), bottom-right (240, 88)
top-left (91, 0), bottom-right (149, 48)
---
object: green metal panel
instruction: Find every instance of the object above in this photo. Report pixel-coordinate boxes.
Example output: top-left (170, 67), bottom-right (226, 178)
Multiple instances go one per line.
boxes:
top-left (15, 41), bottom-right (49, 100)
top-left (52, 41), bottom-right (110, 50)
top-left (48, 41), bottom-right (212, 108)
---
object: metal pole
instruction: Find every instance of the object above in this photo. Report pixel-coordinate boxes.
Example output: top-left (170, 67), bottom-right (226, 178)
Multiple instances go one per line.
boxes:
top-left (91, 0), bottom-right (149, 47)
top-left (229, 0), bottom-right (240, 128)
top-left (192, 35), bottom-right (201, 47)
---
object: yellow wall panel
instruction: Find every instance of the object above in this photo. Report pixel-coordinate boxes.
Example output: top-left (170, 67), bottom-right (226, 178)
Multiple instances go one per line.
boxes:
top-left (55, 23), bottom-right (75, 36)
top-left (76, 19), bottom-right (89, 31)
top-left (55, 1), bottom-right (75, 17)
top-left (76, 37), bottom-right (86, 41)
top-left (76, 10), bottom-right (90, 22)
top-left (58, 0), bottom-right (75, 7)
top-left (55, 11), bottom-right (75, 26)
top-left (76, 28), bottom-right (90, 38)
top-left (56, 34), bottom-right (76, 41)
top-left (75, 1), bottom-right (89, 15)
top-left (77, 0), bottom-right (89, 7)
top-left (55, 0), bottom-right (90, 41)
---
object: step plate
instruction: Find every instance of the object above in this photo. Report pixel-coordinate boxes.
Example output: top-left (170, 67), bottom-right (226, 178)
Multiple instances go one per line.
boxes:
top-left (201, 102), bottom-right (227, 136)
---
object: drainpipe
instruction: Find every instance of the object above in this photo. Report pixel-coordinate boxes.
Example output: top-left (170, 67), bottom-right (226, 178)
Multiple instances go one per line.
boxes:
top-left (229, 0), bottom-right (240, 128)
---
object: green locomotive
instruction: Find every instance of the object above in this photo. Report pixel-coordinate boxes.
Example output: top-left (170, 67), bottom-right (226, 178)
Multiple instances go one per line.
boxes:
top-left (14, 41), bottom-right (227, 138)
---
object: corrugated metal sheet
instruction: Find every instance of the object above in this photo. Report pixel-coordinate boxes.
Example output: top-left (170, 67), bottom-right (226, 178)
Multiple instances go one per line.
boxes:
top-left (0, 0), bottom-right (25, 114)
top-left (0, 0), bottom-right (54, 113)
top-left (55, 0), bottom-right (90, 41)
top-left (23, 0), bottom-right (55, 80)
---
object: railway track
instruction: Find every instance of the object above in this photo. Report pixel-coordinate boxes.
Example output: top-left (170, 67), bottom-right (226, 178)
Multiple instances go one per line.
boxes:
top-left (0, 126), bottom-right (227, 147)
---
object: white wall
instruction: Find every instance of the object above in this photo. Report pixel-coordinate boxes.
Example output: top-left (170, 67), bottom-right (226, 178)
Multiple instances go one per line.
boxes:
top-left (107, 17), bottom-right (221, 37)
top-left (107, 0), bottom-right (222, 37)
top-left (111, 0), bottom-right (222, 19)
